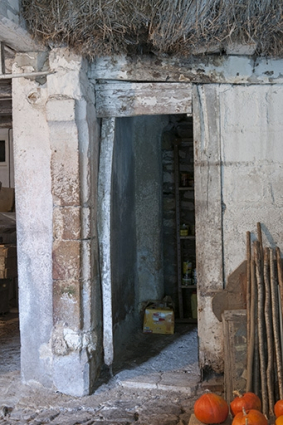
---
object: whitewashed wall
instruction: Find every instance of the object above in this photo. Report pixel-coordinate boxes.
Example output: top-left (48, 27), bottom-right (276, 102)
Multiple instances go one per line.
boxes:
top-left (220, 85), bottom-right (283, 278)
top-left (194, 83), bottom-right (283, 373)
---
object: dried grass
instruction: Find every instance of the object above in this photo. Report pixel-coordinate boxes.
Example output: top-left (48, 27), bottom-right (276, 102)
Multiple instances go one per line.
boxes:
top-left (21, 0), bottom-right (283, 58)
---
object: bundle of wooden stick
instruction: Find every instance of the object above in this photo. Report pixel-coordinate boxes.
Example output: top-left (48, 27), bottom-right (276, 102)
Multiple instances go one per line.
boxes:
top-left (246, 222), bottom-right (283, 418)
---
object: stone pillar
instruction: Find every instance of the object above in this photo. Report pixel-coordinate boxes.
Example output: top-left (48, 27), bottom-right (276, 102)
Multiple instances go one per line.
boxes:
top-left (13, 48), bottom-right (102, 396)
top-left (13, 52), bottom-right (53, 387)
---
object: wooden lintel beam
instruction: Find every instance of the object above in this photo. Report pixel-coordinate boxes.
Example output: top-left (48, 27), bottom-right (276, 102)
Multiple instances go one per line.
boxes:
top-left (95, 82), bottom-right (192, 118)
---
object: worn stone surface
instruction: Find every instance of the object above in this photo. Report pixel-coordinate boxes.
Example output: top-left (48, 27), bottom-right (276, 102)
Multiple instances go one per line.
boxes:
top-left (52, 240), bottom-right (81, 280)
top-left (53, 206), bottom-right (81, 241)
top-left (13, 48), bottom-right (102, 396)
top-left (53, 280), bottom-right (81, 329)
top-left (0, 317), bottom-right (202, 424)
top-left (49, 121), bottom-right (80, 207)
top-left (12, 54), bottom-right (53, 388)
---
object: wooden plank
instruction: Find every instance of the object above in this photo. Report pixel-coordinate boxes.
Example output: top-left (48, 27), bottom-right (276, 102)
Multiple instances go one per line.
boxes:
top-left (0, 11), bottom-right (45, 53)
top-left (0, 99), bottom-right (12, 115)
top-left (193, 85), bottom-right (223, 292)
top-left (193, 84), bottom-right (224, 372)
top-left (91, 55), bottom-right (283, 85)
top-left (95, 82), bottom-right (192, 118)
top-left (0, 115), bottom-right (12, 128)
top-left (0, 83), bottom-right (12, 99)
top-left (0, 256), bottom-right (17, 269)
top-left (223, 310), bottom-right (247, 406)
top-left (97, 117), bottom-right (115, 367)
top-left (212, 261), bottom-right (247, 322)
top-left (0, 42), bottom-right (5, 75)
top-left (0, 245), bottom-right (17, 258)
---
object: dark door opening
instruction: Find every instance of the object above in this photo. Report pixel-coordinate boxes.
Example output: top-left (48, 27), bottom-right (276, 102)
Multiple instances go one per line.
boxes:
top-left (107, 114), bottom-right (198, 389)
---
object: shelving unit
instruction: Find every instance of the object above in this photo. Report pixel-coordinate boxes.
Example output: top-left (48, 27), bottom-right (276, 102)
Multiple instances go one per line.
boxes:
top-left (174, 139), bottom-right (197, 323)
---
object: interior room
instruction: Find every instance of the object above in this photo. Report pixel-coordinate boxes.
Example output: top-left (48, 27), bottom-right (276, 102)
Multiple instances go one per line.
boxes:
top-left (110, 113), bottom-right (198, 375)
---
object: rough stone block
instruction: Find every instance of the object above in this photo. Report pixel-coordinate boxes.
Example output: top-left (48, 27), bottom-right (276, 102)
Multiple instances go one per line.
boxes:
top-left (53, 349), bottom-right (90, 396)
top-left (48, 49), bottom-right (87, 100)
top-left (46, 99), bottom-right (75, 122)
top-left (53, 206), bottom-right (81, 241)
top-left (49, 123), bottom-right (80, 206)
top-left (14, 51), bottom-right (48, 72)
top-left (81, 240), bottom-right (92, 281)
top-left (53, 280), bottom-right (81, 329)
top-left (52, 240), bottom-right (81, 280)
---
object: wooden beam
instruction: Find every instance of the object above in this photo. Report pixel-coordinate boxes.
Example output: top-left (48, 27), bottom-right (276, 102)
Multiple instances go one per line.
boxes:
top-left (0, 83), bottom-right (11, 99)
top-left (0, 100), bottom-right (12, 115)
top-left (97, 117), bottom-right (115, 367)
top-left (0, 42), bottom-right (5, 75)
top-left (0, 115), bottom-right (12, 128)
top-left (95, 82), bottom-right (192, 118)
top-left (90, 55), bottom-right (283, 85)
top-left (0, 12), bottom-right (45, 53)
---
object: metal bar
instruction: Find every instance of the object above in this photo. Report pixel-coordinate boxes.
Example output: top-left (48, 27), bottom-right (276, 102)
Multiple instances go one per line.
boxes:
top-left (0, 70), bottom-right (55, 80)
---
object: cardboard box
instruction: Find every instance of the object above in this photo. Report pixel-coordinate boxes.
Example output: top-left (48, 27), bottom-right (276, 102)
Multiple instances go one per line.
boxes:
top-left (143, 306), bottom-right (174, 334)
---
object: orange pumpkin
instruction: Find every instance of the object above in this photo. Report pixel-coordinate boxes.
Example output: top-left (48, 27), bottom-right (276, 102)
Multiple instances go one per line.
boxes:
top-left (232, 408), bottom-right (268, 425)
top-left (276, 416), bottom-right (283, 425)
top-left (275, 400), bottom-right (283, 418)
top-left (230, 391), bottom-right (261, 416)
top-left (194, 392), bottom-right (229, 424)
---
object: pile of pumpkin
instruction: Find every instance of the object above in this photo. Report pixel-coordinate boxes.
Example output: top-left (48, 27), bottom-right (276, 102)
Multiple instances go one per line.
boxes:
top-left (194, 391), bottom-right (283, 424)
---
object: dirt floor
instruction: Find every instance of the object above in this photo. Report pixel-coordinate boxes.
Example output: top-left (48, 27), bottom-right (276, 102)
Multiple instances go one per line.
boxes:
top-left (0, 311), bottom-right (221, 424)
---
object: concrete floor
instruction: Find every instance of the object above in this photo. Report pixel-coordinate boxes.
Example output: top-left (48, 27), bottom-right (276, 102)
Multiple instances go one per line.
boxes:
top-left (0, 312), bottom-right (216, 424)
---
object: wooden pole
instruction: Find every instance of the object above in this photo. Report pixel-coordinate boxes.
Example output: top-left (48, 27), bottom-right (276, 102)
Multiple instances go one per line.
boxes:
top-left (246, 231), bottom-right (251, 346)
top-left (276, 247), bottom-right (283, 319)
top-left (257, 222), bottom-right (263, 259)
top-left (270, 248), bottom-right (283, 400)
top-left (254, 241), bottom-right (268, 416)
top-left (264, 247), bottom-right (274, 415)
top-left (253, 253), bottom-right (260, 396)
top-left (276, 247), bottom-right (283, 369)
top-left (247, 256), bottom-right (256, 392)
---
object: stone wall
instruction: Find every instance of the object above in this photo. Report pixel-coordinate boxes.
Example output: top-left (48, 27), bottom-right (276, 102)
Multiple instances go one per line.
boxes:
top-left (13, 48), bottom-right (102, 396)
top-left (194, 83), bottom-right (283, 374)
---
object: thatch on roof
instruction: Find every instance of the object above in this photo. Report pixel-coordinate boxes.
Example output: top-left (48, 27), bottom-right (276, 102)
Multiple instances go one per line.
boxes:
top-left (21, 0), bottom-right (283, 59)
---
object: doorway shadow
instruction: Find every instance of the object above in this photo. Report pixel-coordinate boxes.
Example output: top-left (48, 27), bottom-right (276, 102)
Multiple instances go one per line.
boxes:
top-left (93, 323), bottom-right (198, 392)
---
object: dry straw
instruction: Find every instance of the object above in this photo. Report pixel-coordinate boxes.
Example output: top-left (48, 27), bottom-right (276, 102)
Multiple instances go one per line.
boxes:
top-left (22, 0), bottom-right (283, 59)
